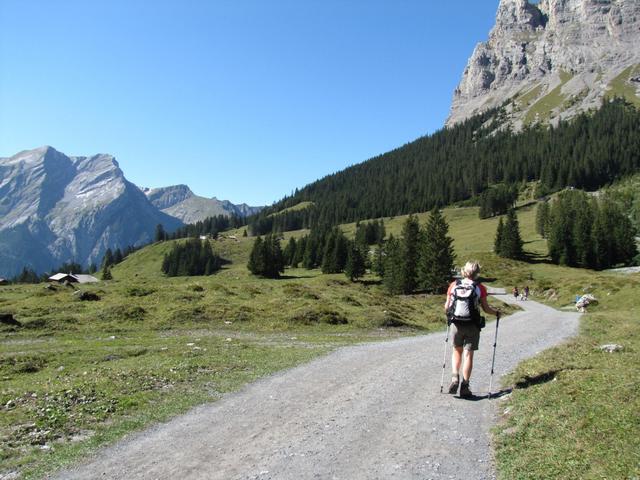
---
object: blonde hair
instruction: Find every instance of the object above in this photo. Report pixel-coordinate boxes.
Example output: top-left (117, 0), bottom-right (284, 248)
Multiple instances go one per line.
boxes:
top-left (461, 261), bottom-right (481, 280)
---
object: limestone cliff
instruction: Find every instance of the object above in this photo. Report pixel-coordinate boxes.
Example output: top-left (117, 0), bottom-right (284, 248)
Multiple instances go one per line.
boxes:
top-left (447, 0), bottom-right (640, 128)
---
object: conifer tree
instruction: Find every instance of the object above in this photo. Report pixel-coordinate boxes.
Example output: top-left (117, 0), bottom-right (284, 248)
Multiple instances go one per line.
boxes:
top-left (101, 248), bottom-right (114, 270)
top-left (345, 241), bottom-right (366, 281)
top-left (293, 236), bottom-right (306, 267)
top-left (535, 202), bottom-right (550, 238)
top-left (155, 224), bottom-right (167, 242)
top-left (373, 241), bottom-right (385, 276)
top-left (248, 237), bottom-right (265, 275)
top-left (382, 235), bottom-right (403, 294)
top-left (418, 208), bottom-right (456, 293)
top-left (494, 217), bottom-right (505, 255)
top-left (399, 215), bottom-right (420, 294)
top-left (101, 265), bottom-right (113, 280)
top-left (322, 228), bottom-right (348, 274)
top-left (283, 237), bottom-right (297, 266)
top-left (499, 209), bottom-right (524, 259)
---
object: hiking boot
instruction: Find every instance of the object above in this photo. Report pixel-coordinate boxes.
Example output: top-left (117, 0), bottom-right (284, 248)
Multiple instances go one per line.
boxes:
top-left (460, 381), bottom-right (473, 398)
top-left (447, 378), bottom-right (459, 394)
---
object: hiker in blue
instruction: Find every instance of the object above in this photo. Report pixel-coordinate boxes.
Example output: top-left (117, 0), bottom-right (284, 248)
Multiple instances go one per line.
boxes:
top-left (444, 261), bottom-right (500, 398)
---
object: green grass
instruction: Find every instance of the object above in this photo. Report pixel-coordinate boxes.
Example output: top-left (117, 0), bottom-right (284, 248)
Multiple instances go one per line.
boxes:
top-left (2, 189), bottom-right (638, 479)
top-left (606, 64), bottom-right (640, 107)
top-left (516, 83), bottom-right (543, 110)
top-left (524, 70), bottom-right (573, 125)
top-left (2, 233), bottom-right (487, 478)
top-left (267, 201), bottom-right (315, 217)
top-left (491, 267), bottom-right (640, 479)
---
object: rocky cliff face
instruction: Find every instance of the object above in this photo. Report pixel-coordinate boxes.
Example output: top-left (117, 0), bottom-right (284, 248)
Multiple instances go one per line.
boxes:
top-left (144, 185), bottom-right (262, 224)
top-left (448, 0), bottom-right (640, 128)
top-left (0, 147), bottom-right (182, 277)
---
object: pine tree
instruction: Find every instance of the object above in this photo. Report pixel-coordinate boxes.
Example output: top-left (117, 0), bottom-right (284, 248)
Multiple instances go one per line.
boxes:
top-left (247, 235), bottom-right (284, 278)
top-left (248, 237), bottom-right (265, 275)
top-left (101, 265), bottom-right (113, 280)
top-left (399, 215), bottom-right (420, 294)
top-left (293, 236), bottom-right (306, 267)
top-left (155, 224), bottom-right (166, 242)
top-left (494, 217), bottom-right (505, 255)
top-left (283, 237), bottom-right (297, 266)
top-left (535, 202), bottom-right (550, 238)
top-left (321, 228), bottom-right (348, 274)
top-left (499, 209), bottom-right (524, 260)
top-left (418, 208), bottom-right (456, 293)
top-left (373, 241), bottom-right (385, 276)
top-left (345, 241), bottom-right (366, 281)
top-left (382, 235), bottom-right (403, 294)
top-left (101, 249), bottom-right (114, 270)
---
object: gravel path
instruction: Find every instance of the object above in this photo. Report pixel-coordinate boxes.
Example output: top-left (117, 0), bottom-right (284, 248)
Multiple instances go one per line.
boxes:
top-left (51, 292), bottom-right (580, 480)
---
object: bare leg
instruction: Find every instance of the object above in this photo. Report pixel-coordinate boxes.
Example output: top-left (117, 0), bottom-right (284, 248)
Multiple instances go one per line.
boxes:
top-left (451, 346), bottom-right (463, 377)
top-left (462, 349), bottom-right (474, 381)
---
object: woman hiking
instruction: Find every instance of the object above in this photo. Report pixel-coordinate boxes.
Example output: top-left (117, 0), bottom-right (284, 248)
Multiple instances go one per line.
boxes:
top-left (444, 261), bottom-right (500, 398)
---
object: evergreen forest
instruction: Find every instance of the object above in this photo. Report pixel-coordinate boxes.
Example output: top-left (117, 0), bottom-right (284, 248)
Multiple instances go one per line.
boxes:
top-left (248, 99), bottom-right (640, 233)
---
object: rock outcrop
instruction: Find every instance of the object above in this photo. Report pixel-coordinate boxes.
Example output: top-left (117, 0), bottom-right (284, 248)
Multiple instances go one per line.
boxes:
top-left (144, 185), bottom-right (262, 224)
top-left (0, 147), bottom-right (182, 276)
top-left (448, 0), bottom-right (640, 128)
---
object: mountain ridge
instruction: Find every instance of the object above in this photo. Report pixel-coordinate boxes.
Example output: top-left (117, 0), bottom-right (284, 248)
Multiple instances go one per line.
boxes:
top-left (0, 147), bottom-right (259, 277)
top-left (447, 0), bottom-right (640, 128)
top-left (143, 185), bottom-right (262, 224)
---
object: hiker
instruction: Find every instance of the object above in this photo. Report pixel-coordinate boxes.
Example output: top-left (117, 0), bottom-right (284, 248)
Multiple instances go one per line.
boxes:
top-left (523, 285), bottom-right (530, 301)
top-left (513, 286), bottom-right (519, 300)
top-left (444, 261), bottom-right (500, 398)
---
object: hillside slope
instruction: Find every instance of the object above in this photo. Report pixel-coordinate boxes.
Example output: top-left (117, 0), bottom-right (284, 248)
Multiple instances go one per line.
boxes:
top-left (249, 100), bottom-right (640, 231)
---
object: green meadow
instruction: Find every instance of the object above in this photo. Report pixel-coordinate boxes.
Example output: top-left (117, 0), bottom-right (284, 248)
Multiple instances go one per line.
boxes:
top-left (1, 197), bottom-right (638, 479)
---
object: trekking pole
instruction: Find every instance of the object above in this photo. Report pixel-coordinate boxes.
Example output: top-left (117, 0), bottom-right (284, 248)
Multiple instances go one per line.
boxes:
top-left (439, 320), bottom-right (451, 393)
top-left (488, 312), bottom-right (501, 399)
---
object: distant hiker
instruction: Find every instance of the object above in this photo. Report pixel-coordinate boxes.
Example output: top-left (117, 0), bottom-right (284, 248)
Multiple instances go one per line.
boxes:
top-left (445, 261), bottom-right (500, 398)
top-left (523, 285), bottom-right (530, 301)
top-left (513, 286), bottom-right (519, 300)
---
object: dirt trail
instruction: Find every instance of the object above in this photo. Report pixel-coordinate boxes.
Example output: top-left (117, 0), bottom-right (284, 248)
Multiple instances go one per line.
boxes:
top-left (51, 292), bottom-right (580, 480)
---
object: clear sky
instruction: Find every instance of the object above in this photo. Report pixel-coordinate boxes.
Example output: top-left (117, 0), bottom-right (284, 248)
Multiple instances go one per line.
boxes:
top-left (0, 1), bottom-right (498, 206)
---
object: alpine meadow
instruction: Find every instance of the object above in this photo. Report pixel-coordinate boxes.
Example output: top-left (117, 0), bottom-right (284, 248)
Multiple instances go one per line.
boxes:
top-left (2, 0), bottom-right (640, 479)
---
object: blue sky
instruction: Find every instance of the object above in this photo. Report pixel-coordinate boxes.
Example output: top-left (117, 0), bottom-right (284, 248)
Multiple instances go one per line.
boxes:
top-left (0, 1), bottom-right (498, 206)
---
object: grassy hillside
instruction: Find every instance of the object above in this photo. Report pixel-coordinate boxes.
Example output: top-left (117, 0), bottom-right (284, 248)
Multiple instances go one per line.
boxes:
top-left (2, 197), bottom-right (638, 479)
top-left (0, 210), bottom-right (510, 478)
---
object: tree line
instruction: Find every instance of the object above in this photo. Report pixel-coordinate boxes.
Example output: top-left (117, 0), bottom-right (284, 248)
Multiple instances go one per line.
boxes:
top-left (161, 238), bottom-right (224, 277)
top-left (479, 184), bottom-right (518, 219)
top-left (381, 210), bottom-right (455, 294)
top-left (247, 210), bottom-right (456, 293)
top-left (536, 190), bottom-right (637, 269)
top-left (247, 99), bottom-right (640, 232)
top-left (156, 214), bottom-right (245, 242)
top-left (10, 260), bottom-right (103, 284)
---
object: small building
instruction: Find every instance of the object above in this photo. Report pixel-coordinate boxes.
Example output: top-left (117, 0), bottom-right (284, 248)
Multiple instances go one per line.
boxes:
top-left (0, 278), bottom-right (8, 285)
top-left (48, 273), bottom-right (99, 284)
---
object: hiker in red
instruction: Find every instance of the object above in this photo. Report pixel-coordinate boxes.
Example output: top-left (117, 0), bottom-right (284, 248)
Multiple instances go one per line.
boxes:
top-left (444, 261), bottom-right (500, 398)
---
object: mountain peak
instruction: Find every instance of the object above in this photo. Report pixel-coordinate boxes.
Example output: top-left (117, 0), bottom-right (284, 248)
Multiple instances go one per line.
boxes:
top-left (144, 185), bottom-right (195, 210)
top-left (447, 0), bottom-right (640, 129)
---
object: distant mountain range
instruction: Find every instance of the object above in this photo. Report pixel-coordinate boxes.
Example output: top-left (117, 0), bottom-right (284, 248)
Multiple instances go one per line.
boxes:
top-left (143, 185), bottom-right (262, 224)
top-left (0, 146), bottom-right (262, 277)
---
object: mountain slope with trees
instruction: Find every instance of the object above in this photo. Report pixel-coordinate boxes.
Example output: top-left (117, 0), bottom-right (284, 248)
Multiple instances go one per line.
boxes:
top-left (249, 100), bottom-right (640, 234)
